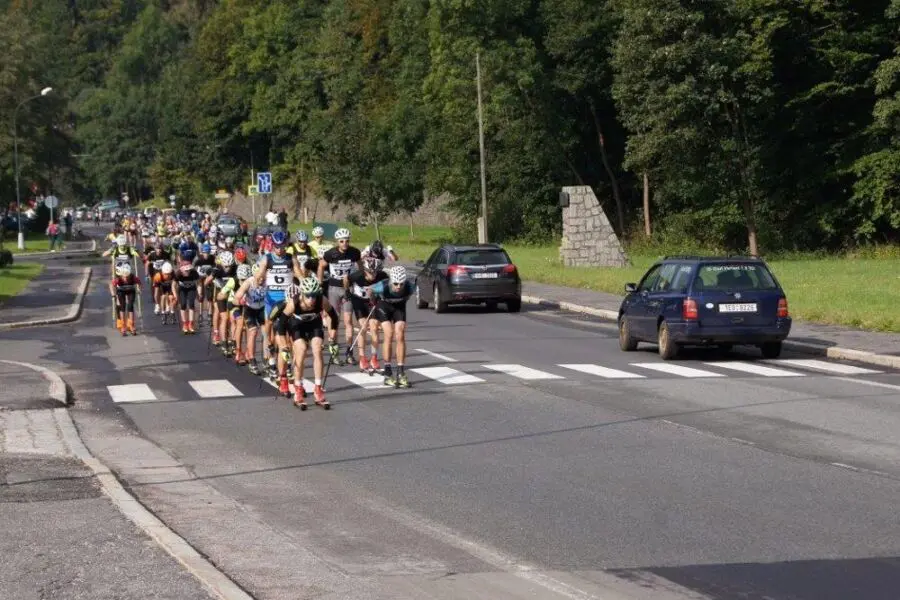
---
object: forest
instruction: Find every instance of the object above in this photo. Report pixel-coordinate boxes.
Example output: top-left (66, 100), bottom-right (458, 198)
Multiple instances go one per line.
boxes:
top-left (1, 0), bottom-right (899, 253)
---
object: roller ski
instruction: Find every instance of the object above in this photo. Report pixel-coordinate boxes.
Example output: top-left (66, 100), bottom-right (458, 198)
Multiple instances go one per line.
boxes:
top-left (248, 360), bottom-right (262, 376)
top-left (383, 366), bottom-right (410, 388)
top-left (313, 385), bottom-right (330, 410)
top-left (293, 386), bottom-right (308, 411)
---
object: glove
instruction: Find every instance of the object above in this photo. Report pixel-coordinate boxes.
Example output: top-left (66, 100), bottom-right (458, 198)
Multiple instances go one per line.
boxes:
top-left (328, 342), bottom-right (339, 358)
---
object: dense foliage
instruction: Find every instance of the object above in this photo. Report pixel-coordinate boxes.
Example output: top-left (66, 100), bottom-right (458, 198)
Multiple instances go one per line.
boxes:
top-left (1, 0), bottom-right (899, 252)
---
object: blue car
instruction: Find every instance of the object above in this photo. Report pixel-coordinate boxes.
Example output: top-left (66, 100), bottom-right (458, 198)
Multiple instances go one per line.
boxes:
top-left (618, 255), bottom-right (792, 360)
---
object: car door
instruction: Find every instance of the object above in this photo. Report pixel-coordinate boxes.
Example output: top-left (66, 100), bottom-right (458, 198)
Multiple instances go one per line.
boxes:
top-left (416, 249), bottom-right (440, 300)
top-left (430, 249), bottom-right (451, 301)
top-left (627, 265), bottom-right (662, 339)
top-left (645, 263), bottom-right (686, 327)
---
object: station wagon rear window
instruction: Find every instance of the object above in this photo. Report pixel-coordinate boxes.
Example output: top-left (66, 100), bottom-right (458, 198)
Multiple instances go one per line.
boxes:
top-left (454, 250), bottom-right (510, 266)
top-left (695, 264), bottom-right (778, 291)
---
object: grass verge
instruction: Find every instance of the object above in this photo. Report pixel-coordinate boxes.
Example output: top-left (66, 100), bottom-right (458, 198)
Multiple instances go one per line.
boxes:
top-left (291, 221), bottom-right (900, 333)
top-left (4, 233), bottom-right (68, 253)
top-left (0, 263), bottom-right (45, 304)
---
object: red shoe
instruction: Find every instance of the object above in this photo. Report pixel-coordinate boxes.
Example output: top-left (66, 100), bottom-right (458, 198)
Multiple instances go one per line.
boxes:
top-left (313, 385), bottom-right (329, 409)
top-left (359, 355), bottom-right (370, 372)
top-left (369, 356), bottom-right (380, 371)
top-left (293, 386), bottom-right (307, 410)
top-left (278, 376), bottom-right (290, 396)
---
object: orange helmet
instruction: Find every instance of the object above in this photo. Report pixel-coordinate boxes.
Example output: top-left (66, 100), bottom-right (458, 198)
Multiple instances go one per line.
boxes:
top-left (234, 247), bottom-right (247, 263)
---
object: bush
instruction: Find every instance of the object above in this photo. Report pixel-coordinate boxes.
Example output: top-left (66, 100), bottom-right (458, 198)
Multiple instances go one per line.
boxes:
top-left (0, 249), bottom-right (13, 267)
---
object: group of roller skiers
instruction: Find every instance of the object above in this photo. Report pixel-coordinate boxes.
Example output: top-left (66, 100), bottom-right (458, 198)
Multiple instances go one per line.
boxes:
top-left (104, 216), bottom-right (412, 410)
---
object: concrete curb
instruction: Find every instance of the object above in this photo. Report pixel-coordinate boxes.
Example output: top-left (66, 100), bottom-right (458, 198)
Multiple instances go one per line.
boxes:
top-left (0, 359), bottom-right (70, 406)
top-left (52, 408), bottom-right (254, 600)
top-left (0, 266), bottom-right (92, 331)
top-left (519, 294), bottom-right (900, 370)
top-left (11, 238), bottom-right (98, 259)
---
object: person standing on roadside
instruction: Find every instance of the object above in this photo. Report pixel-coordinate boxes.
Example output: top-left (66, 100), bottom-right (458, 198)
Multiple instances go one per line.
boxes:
top-left (47, 220), bottom-right (61, 252)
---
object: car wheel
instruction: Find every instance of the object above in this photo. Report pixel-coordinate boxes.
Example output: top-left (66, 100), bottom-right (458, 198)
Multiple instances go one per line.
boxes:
top-left (718, 343), bottom-right (733, 353)
top-left (657, 321), bottom-right (679, 360)
top-left (619, 316), bottom-right (638, 351)
top-left (433, 284), bottom-right (447, 313)
top-left (506, 298), bottom-right (521, 313)
top-left (415, 284), bottom-right (428, 309)
top-left (760, 341), bottom-right (782, 359)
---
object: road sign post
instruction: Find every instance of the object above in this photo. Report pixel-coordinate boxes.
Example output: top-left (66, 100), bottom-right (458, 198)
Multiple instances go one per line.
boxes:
top-left (44, 195), bottom-right (59, 226)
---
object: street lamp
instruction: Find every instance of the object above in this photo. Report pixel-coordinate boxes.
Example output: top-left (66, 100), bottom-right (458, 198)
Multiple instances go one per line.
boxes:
top-left (13, 86), bottom-right (53, 250)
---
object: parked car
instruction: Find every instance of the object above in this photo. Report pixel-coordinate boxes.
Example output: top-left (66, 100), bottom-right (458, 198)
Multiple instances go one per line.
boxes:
top-left (414, 243), bottom-right (522, 313)
top-left (617, 255), bottom-right (792, 360)
top-left (217, 215), bottom-right (242, 238)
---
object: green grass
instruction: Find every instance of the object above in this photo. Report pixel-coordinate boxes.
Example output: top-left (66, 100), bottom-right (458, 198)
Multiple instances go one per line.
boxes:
top-left (2, 232), bottom-right (66, 254)
top-left (0, 262), bottom-right (44, 304)
top-left (291, 221), bottom-right (900, 332)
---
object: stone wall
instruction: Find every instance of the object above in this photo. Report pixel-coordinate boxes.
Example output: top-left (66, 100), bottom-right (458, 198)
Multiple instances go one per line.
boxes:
top-left (559, 186), bottom-right (630, 267)
top-left (221, 189), bottom-right (458, 228)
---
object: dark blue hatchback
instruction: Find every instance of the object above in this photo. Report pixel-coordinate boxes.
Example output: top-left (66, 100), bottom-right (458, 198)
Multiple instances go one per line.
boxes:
top-left (618, 256), bottom-right (792, 360)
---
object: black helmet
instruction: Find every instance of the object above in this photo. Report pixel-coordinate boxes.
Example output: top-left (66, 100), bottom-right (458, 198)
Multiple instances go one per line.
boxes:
top-left (370, 240), bottom-right (385, 258)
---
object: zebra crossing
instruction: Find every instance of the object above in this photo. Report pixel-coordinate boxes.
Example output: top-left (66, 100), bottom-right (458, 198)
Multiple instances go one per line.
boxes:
top-left (104, 358), bottom-right (888, 404)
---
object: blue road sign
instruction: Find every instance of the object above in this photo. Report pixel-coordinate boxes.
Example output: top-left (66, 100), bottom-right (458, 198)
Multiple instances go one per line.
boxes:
top-left (257, 172), bottom-right (272, 194)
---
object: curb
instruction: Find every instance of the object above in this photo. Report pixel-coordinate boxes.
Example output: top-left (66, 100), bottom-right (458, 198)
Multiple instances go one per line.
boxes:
top-left (519, 294), bottom-right (900, 370)
top-left (52, 408), bottom-right (254, 600)
top-left (11, 238), bottom-right (98, 259)
top-left (0, 266), bottom-right (92, 331)
top-left (0, 359), bottom-right (70, 406)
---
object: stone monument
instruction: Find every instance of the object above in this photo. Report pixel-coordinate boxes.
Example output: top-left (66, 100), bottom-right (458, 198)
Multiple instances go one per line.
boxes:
top-left (558, 186), bottom-right (630, 267)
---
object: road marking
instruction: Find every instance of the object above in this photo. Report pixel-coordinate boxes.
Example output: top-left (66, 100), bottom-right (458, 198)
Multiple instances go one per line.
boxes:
top-left (632, 363), bottom-right (725, 378)
top-left (829, 377), bottom-right (900, 392)
top-left (107, 384), bottom-right (158, 403)
top-left (189, 379), bottom-right (244, 398)
top-left (414, 348), bottom-right (457, 362)
top-left (336, 372), bottom-right (387, 389)
top-left (557, 363), bottom-right (645, 379)
top-left (774, 359), bottom-right (881, 375)
top-left (411, 366), bottom-right (485, 385)
top-left (702, 361), bottom-right (805, 377)
top-left (482, 364), bottom-right (564, 380)
top-left (261, 377), bottom-right (315, 394)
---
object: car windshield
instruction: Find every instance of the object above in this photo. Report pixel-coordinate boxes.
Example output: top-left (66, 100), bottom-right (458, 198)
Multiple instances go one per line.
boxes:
top-left (454, 250), bottom-right (510, 266)
top-left (695, 263), bottom-right (778, 291)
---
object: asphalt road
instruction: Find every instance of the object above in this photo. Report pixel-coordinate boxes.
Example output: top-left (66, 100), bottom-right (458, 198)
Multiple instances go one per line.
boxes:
top-left (8, 246), bottom-right (900, 599)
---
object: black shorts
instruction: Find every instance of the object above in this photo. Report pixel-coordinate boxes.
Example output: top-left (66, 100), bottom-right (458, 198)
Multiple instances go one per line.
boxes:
top-left (374, 301), bottom-right (407, 324)
top-left (273, 312), bottom-right (289, 336)
top-left (216, 298), bottom-right (228, 313)
top-left (243, 306), bottom-right (265, 328)
top-left (287, 316), bottom-right (324, 342)
top-left (203, 283), bottom-right (214, 302)
top-left (178, 287), bottom-right (197, 310)
top-left (350, 296), bottom-right (375, 320)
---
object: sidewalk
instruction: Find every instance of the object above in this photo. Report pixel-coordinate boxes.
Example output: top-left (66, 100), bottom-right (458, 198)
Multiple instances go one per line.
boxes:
top-left (0, 361), bottom-right (216, 600)
top-left (0, 263), bottom-right (92, 329)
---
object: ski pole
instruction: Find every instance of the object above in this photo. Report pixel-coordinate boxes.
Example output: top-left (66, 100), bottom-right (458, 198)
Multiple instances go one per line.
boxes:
top-left (345, 302), bottom-right (377, 362)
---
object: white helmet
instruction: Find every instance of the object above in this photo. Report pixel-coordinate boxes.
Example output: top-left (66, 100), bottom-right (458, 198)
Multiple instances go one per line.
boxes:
top-left (312, 226), bottom-right (324, 237)
top-left (115, 263), bottom-right (132, 277)
top-left (334, 228), bottom-right (350, 240)
top-left (236, 263), bottom-right (253, 280)
top-left (389, 265), bottom-right (407, 284)
top-left (161, 261), bottom-right (173, 274)
top-left (217, 250), bottom-right (234, 267)
top-left (116, 234), bottom-right (127, 247)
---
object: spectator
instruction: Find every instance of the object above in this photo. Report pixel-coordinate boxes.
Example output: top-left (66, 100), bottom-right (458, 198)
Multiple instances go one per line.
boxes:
top-left (47, 220), bottom-right (61, 252)
top-left (63, 212), bottom-right (73, 240)
top-left (278, 207), bottom-right (288, 229)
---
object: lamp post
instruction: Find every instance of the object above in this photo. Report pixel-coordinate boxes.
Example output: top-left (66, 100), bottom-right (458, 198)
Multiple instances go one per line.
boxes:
top-left (13, 86), bottom-right (53, 250)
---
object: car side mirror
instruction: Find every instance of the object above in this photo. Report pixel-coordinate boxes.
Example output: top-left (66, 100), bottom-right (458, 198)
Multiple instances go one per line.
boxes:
top-left (625, 283), bottom-right (637, 293)
top-left (415, 260), bottom-right (425, 267)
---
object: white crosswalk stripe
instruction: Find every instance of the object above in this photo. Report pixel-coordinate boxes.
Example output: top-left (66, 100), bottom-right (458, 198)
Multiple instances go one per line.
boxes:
top-left (702, 362), bottom-right (805, 377)
top-left (632, 363), bottom-right (725, 378)
top-left (558, 364), bottom-right (645, 379)
top-left (104, 357), bottom-right (890, 403)
top-left (107, 384), bottom-right (158, 403)
top-left (771, 359), bottom-right (882, 375)
top-left (482, 364), bottom-right (564, 380)
top-left (189, 379), bottom-right (244, 398)
top-left (411, 367), bottom-right (485, 385)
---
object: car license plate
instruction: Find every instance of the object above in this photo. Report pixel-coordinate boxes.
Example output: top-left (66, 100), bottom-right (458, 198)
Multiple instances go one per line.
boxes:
top-left (718, 303), bottom-right (757, 313)
top-left (471, 272), bottom-right (498, 279)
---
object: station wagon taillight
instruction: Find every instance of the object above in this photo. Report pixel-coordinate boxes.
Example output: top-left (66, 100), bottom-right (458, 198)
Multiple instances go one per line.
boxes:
top-left (502, 264), bottom-right (517, 274)
top-left (447, 265), bottom-right (467, 277)
top-left (777, 298), bottom-right (789, 318)
top-left (683, 298), bottom-right (698, 320)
